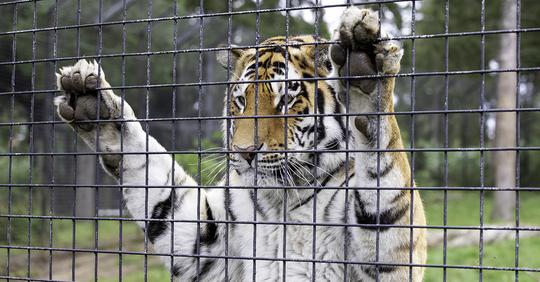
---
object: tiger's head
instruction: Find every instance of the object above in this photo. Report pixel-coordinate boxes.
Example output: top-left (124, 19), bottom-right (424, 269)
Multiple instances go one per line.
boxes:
top-left (217, 36), bottom-right (347, 184)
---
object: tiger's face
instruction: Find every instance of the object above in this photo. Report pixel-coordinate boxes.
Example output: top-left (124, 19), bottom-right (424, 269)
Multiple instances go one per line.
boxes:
top-left (218, 36), bottom-right (347, 184)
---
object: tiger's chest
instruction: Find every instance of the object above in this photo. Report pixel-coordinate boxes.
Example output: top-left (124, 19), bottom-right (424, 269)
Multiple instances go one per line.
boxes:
top-left (228, 187), bottom-right (358, 281)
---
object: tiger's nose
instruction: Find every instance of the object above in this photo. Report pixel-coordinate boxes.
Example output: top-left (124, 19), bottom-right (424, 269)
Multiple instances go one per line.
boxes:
top-left (234, 144), bottom-right (260, 165)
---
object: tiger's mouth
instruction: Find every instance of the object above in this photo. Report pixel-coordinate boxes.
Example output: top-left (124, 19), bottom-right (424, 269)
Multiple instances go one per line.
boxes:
top-left (231, 154), bottom-right (316, 185)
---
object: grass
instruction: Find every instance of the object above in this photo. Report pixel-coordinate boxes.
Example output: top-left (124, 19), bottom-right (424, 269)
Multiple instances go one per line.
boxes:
top-left (2, 191), bottom-right (539, 281)
top-left (426, 237), bottom-right (540, 282)
top-left (422, 191), bottom-right (540, 281)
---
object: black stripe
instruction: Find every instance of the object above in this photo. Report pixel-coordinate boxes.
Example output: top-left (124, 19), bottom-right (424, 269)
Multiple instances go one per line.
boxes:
top-left (332, 88), bottom-right (347, 137)
top-left (324, 59), bottom-right (333, 72)
top-left (323, 189), bottom-right (340, 221)
top-left (340, 173), bottom-right (355, 187)
top-left (302, 72), bottom-right (313, 79)
top-left (367, 160), bottom-right (394, 179)
top-left (172, 264), bottom-right (181, 277)
top-left (391, 189), bottom-right (409, 203)
top-left (321, 166), bottom-right (341, 186)
top-left (249, 190), bottom-right (267, 218)
top-left (324, 138), bottom-right (340, 151)
top-left (191, 259), bottom-right (217, 282)
top-left (316, 87), bottom-right (326, 142)
top-left (362, 264), bottom-right (399, 279)
top-left (289, 167), bottom-right (338, 211)
top-left (200, 199), bottom-right (218, 245)
top-left (133, 161), bottom-right (146, 171)
top-left (148, 189), bottom-right (175, 243)
top-left (290, 188), bottom-right (322, 211)
top-left (272, 61), bottom-right (286, 70)
top-left (224, 188), bottom-right (237, 222)
top-left (354, 191), bottom-right (409, 231)
top-left (164, 169), bottom-right (172, 185)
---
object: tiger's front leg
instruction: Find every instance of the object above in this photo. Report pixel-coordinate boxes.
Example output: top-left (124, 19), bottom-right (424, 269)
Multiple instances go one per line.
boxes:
top-left (54, 59), bottom-right (229, 281)
top-left (329, 7), bottom-right (427, 282)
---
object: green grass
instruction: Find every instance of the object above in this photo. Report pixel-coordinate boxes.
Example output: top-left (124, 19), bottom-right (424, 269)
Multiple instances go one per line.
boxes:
top-left (422, 191), bottom-right (540, 281)
top-left (422, 191), bottom-right (540, 227)
top-left (425, 237), bottom-right (540, 282)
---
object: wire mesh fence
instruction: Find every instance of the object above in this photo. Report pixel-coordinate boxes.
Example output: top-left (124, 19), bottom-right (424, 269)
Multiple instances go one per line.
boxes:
top-left (0, 0), bottom-right (539, 281)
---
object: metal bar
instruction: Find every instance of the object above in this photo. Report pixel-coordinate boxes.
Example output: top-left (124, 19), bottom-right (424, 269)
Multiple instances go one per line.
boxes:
top-left (26, 1), bottom-right (37, 278)
top-left (6, 65), bottom-right (540, 95)
top-left (442, 1), bottom-right (450, 280)
top-left (143, 1), bottom-right (153, 281)
top-left (514, 1), bottom-right (522, 281)
top-left (0, 245), bottom-right (538, 272)
top-left (3, 146), bottom-right (540, 157)
top-left (0, 215), bottom-right (538, 231)
top-left (6, 3), bottom-right (18, 281)
top-left (408, 2), bottom-right (417, 281)
top-left (3, 107), bottom-right (540, 127)
top-left (48, 0), bottom-right (60, 279)
top-left (1, 6), bottom-right (538, 40)
top-left (195, 1), bottom-right (204, 280)
top-left (1, 184), bottom-right (539, 192)
top-left (169, 0), bottom-right (178, 281)
top-left (118, 0), bottom-right (128, 280)
top-left (479, 0), bottom-right (487, 281)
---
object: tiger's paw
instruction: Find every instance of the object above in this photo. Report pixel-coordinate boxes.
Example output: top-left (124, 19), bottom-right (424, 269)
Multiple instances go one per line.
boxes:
top-left (55, 59), bottom-right (123, 132)
top-left (330, 7), bottom-right (402, 93)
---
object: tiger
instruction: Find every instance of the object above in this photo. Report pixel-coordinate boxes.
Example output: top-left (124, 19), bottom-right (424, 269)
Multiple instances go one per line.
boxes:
top-left (54, 7), bottom-right (426, 282)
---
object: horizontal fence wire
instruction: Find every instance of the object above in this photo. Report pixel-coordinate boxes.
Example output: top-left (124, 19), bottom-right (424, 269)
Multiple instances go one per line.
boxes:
top-left (1, 0), bottom-right (538, 281)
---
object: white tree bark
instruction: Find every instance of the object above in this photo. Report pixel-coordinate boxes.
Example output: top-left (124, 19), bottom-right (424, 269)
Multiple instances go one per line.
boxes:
top-left (492, 0), bottom-right (517, 221)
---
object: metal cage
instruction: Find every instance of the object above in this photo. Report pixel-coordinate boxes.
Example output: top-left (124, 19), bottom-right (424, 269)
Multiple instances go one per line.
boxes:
top-left (0, 0), bottom-right (539, 281)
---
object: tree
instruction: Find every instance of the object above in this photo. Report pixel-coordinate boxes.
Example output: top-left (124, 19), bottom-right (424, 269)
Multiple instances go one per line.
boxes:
top-left (491, 0), bottom-right (517, 221)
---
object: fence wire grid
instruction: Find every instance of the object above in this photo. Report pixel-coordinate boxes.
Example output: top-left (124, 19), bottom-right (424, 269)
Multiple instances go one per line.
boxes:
top-left (1, 0), bottom-right (539, 281)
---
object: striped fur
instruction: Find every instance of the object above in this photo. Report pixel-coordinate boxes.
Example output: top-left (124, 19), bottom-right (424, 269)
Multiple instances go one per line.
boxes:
top-left (55, 7), bottom-right (426, 281)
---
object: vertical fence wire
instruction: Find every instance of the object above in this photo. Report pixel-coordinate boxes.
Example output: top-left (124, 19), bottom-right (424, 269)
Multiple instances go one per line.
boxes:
top-left (409, 2), bottom-right (418, 280)
top-left (224, 1), bottom-right (233, 280)
top-left (343, 1), bottom-right (352, 281)
top-left (170, 1), bottom-right (178, 281)
top-left (252, 2), bottom-right (261, 280)
top-left (71, 1), bottom-right (81, 280)
top-left (311, 1), bottom-right (320, 281)
top-left (118, 0), bottom-right (128, 281)
top-left (374, 6), bottom-right (383, 281)
top-left (283, 2), bottom-right (290, 280)
top-left (143, 1), bottom-right (153, 280)
top-left (479, 1), bottom-right (487, 281)
top-left (442, 1), bottom-right (450, 280)
top-left (48, 0), bottom-right (59, 279)
top-left (27, 0), bottom-right (37, 278)
top-left (514, 1), bottom-right (522, 281)
top-left (195, 1), bottom-right (204, 280)
top-left (6, 3), bottom-right (18, 281)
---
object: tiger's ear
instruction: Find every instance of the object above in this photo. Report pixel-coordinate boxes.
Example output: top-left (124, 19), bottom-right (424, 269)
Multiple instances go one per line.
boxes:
top-left (216, 44), bottom-right (243, 69)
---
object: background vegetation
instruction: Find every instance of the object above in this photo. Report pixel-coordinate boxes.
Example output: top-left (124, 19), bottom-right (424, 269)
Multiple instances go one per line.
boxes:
top-left (0, 0), bottom-right (539, 281)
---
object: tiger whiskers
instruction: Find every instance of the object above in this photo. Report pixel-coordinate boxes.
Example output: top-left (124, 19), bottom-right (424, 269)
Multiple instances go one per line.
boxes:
top-left (204, 159), bottom-right (227, 185)
top-left (291, 158), bottom-right (338, 183)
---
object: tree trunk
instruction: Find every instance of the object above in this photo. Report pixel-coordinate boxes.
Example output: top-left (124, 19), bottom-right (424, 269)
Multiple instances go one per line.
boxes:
top-left (492, 0), bottom-right (517, 221)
